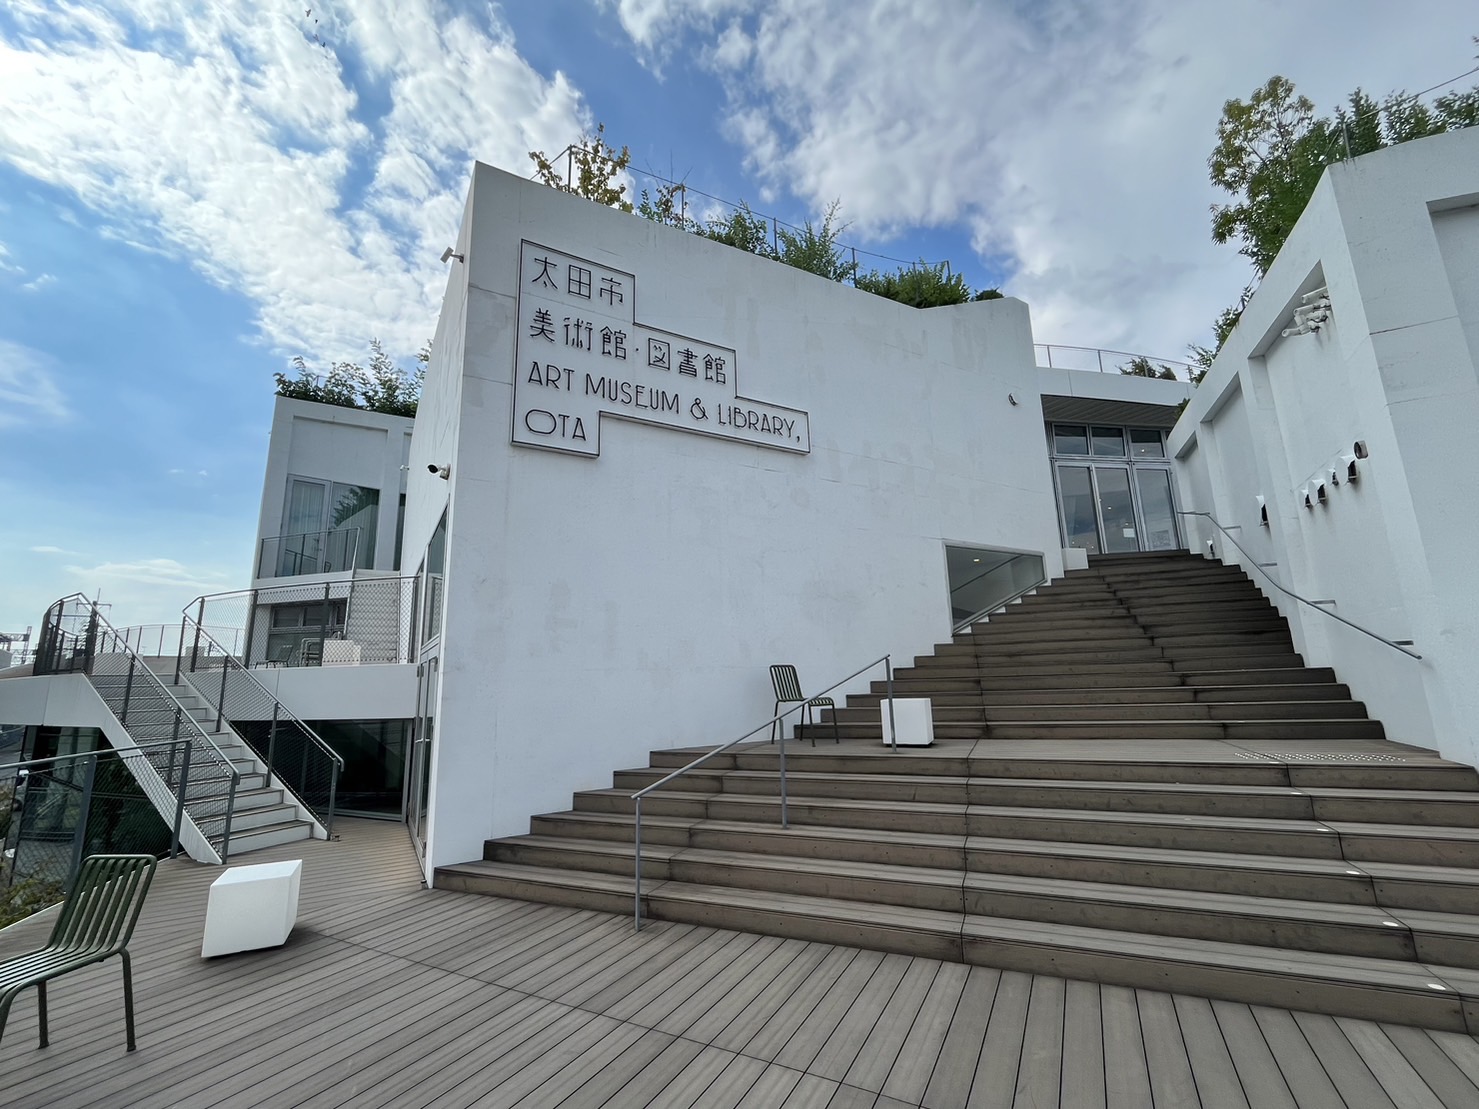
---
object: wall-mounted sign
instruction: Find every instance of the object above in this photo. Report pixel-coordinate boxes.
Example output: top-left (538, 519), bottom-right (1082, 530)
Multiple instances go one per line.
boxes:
top-left (512, 241), bottom-right (810, 457)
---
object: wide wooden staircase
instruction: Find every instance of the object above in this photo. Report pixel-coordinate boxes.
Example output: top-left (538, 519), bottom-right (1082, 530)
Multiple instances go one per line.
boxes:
top-left (438, 551), bottom-right (1479, 1031)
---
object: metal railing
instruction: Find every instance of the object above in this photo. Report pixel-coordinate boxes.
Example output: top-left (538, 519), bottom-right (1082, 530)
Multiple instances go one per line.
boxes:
top-left (1179, 510), bottom-right (1421, 660)
top-left (177, 615), bottom-right (344, 836)
top-left (32, 594), bottom-right (241, 863)
top-left (2, 741), bottom-right (193, 894)
top-left (257, 526), bottom-right (362, 579)
top-left (118, 623), bottom-right (243, 658)
top-left (634, 654), bottom-right (897, 931)
top-left (1035, 343), bottom-right (1197, 383)
top-left (188, 576), bottom-right (417, 669)
top-left (949, 550), bottom-right (1049, 634)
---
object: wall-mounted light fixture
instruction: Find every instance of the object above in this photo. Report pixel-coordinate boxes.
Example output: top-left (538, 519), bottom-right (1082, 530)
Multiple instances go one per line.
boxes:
top-left (1255, 494), bottom-right (1269, 527)
top-left (1281, 285), bottom-right (1332, 338)
top-left (428, 463), bottom-right (451, 480)
top-left (440, 247), bottom-right (464, 264)
top-left (1353, 440), bottom-right (1368, 459)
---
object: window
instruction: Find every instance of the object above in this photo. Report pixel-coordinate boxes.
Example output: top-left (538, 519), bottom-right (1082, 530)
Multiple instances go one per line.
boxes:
top-left (279, 477), bottom-right (380, 572)
top-left (1090, 427), bottom-right (1125, 457)
top-left (1052, 425), bottom-right (1088, 455)
top-left (422, 511), bottom-right (448, 645)
top-left (1130, 429), bottom-right (1165, 458)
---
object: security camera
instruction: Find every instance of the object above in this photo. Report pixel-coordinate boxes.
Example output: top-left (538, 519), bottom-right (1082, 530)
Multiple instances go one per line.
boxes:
top-left (428, 463), bottom-right (451, 480)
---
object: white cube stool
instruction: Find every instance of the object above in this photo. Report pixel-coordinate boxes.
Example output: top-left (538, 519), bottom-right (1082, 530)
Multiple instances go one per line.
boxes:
top-left (881, 698), bottom-right (935, 747)
top-left (201, 859), bottom-right (302, 958)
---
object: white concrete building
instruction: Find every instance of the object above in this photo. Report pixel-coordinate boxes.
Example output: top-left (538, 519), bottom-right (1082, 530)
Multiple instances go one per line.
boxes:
top-left (1172, 125), bottom-right (1479, 770)
top-left (400, 163), bottom-right (1192, 875)
top-left (9, 127), bottom-right (1474, 889)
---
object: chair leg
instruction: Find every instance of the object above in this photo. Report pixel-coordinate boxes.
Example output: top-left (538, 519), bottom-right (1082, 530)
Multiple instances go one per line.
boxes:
top-left (36, 980), bottom-right (47, 1049)
top-left (805, 704), bottom-right (816, 747)
top-left (831, 707), bottom-right (840, 745)
top-left (0, 988), bottom-right (14, 1048)
top-left (122, 951), bottom-right (136, 1052)
top-left (771, 700), bottom-right (780, 743)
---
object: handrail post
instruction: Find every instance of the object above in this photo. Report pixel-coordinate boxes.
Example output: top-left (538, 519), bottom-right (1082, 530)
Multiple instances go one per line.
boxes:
top-left (216, 651), bottom-right (228, 733)
top-left (778, 719), bottom-right (788, 829)
top-left (242, 588), bottom-right (258, 667)
top-left (66, 753), bottom-right (99, 894)
top-left (174, 616), bottom-right (187, 684)
top-left (171, 741), bottom-right (191, 860)
top-left (267, 703), bottom-right (279, 774)
top-left (191, 599), bottom-right (205, 674)
top-left (319, 581), bottom-right (331, 667)
top-left (633, 794), bottom-right (643, 932)
top-left (220, 772), bottom-right (237, 865)
top-left (886, 655), bottom-right (897, 751)
top-left (121, 654), bottom-right (136, 726)
top-left (326, 763), bottom-right (338, 839)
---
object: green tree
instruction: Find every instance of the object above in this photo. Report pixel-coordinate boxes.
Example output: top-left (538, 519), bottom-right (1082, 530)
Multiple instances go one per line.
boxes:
top-left (1204, 59), bottom-right (1479, 362)
top-left (702, 201), bottom-right (776, 258)
top-left (529, 122), bottom-right (633, 212)
top-left (855, 261), bottom-right (971, 308)
top-left (275, 339), bottom-right (428, 417)
top-left (774, 201), bottom-right (857, 282)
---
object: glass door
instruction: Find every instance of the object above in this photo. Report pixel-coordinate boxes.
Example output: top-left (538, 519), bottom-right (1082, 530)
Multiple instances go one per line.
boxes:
top-left (1057, 465), bottom-right (1101, 554)
top-left (406, 655), bottom-right (438, 859)
top-left (1135, 468), bottom-right (1180, 550)
top-left (1093, 466), bottom-right (1140, 553)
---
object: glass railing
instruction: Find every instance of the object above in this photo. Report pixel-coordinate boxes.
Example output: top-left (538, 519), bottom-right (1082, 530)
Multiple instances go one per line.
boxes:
top-left (947, 547), bottom-right (1046, 632)
top-left (257, 527), bottom-right (361, 579)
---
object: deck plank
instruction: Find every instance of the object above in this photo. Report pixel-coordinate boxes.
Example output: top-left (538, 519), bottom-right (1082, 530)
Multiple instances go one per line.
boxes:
top-left (1174, 994), bottom-right (1250, 1109)
top-left (968, 969), bottom-right (1032, 1109)
top-left (1060, 979), bottom-right (1106, 1109)
top-left (5, 819), bottom-right (1479, 1109)
top-left (1208, 1000), bottom-right (1298, 1109)
top-left (1101, 985), bottom-right (1153, 1109)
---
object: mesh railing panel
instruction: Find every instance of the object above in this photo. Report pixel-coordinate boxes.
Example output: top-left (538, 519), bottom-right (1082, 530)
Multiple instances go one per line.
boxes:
top-left (34, 597), bottom-right (241, 859)
top-left (191, 576), bottom-right (416, 668)
top-left (3, 747), bottom-right (181, 892)
top-left (182, 627), bottom-right (342, 834)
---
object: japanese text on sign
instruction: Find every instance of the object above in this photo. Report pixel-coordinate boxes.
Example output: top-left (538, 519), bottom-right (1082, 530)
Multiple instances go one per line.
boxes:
top-left (512, 242), bottom-right (810, 458)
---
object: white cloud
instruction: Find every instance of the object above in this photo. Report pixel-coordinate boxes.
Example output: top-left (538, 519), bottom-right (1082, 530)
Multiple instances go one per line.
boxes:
top-left (66, 557), bottom-right (230, 592)
top-left (0, 241), bottom-right (20, 273)
top-left (0, 339), bottom-right (71, 428)
top-left (613, 0), bottom-right (1479, 357)
top-left (0, 1), bottom-right (590, 363)
top-left (20, 272), bottom-right (55, 291)
top-left (29, 545), bottom-right (81, 555)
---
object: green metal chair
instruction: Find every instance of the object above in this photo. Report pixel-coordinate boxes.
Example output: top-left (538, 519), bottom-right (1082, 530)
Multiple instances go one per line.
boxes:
top-left (0, 854), bottom-right (158, 1052)
top-left (769, 664), bottom-right (840, 746)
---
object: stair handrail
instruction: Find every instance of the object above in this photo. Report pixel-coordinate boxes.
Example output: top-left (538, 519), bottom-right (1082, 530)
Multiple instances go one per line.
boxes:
top-left (951, 572), bottom-right (1050, 635)
top-left (176, 613), bottom-right (345, 836)
top-left (33, 594), bottom-right (241, 863)
top-left (634, 653), bottom-right (897, 931)
top-left (1177, 510), bottom-right (1422, 660)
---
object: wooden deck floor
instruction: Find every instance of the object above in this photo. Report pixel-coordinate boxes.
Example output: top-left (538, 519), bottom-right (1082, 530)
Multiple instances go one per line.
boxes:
top-left (2, 819), bottom-right (1478, 1108)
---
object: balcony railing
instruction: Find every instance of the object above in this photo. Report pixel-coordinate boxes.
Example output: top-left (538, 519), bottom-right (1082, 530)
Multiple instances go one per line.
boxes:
top-left (1035, 343), bottom-right (1197, 383)
top-left (185, 576), bottom-right (418, 669)
top-left (257, 527), bottom-right (362, 579)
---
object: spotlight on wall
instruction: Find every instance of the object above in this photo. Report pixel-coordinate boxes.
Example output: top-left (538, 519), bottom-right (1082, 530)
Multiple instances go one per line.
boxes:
top-left (440, 247), bottom-right (464, 264)
top-left (428, 463), bottom-right (451, 480)
top-left (1353, 440), bottom-right (1369, 459)
top-left (1007, 393), bottom-right (1019, 406)
top-left (1316, 483), bottom-right (1328, 505)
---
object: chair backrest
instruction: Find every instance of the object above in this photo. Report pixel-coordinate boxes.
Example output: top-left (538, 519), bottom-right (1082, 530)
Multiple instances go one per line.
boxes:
top-left (49, 854), bottom-right (157, 957)
top-left (770, 664), bottom-right (804, 702)
top-left (268, 644), bottom-right (294, 664)
top-left (300, 639), bottom-right (322, 665)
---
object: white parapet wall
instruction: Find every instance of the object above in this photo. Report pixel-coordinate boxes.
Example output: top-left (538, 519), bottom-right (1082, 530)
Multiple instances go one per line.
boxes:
top-left (1170, 127), bottom-right (1479, 769)
top-left (403, 163), bottom-right (1069, 876)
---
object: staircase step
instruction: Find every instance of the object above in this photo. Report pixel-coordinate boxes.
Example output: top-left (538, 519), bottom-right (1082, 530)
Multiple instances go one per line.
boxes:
top-left (432, 861), bottom-right (1475, 1031)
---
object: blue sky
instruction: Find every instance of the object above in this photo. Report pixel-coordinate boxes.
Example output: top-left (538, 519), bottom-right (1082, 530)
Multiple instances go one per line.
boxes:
top-left (1, 0), bottom-right (1475, 636)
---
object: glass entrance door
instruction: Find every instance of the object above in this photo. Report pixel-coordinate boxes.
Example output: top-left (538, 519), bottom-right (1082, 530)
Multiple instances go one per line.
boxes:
top-left (1094, 466), bottom-right (1139, 553)
top-left (1135, 468), bottom-right (1179, 551)
top-left (406, 655), bottom-right (438, 860)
